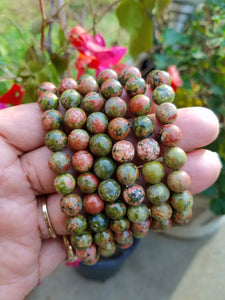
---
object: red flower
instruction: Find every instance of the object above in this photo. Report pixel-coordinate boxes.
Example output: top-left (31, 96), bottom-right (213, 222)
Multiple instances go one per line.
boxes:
top-left (69, 26), bottom-right (127, 79)
top-left (0, 83), bottom-right (25, 109)
top-left (167, 65), bottom-right (183, 92)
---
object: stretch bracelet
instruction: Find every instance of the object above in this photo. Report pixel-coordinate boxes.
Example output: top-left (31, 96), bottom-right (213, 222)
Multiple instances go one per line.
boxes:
top-left (38, 67), bottom-right (192, 266)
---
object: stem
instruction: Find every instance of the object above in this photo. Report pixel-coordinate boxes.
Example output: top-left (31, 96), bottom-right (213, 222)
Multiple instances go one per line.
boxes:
top-left (39, 0), bottom-right (46, 51)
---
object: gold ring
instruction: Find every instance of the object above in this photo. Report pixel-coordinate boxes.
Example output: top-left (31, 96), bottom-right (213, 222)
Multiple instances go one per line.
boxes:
top-left (63, 235), bottom-right (77, 263)
top-left (41, 197), bottom-right (57, 239)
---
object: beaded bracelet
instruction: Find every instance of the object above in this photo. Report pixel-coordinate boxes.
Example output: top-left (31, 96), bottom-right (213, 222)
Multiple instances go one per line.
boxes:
top-left (38, 67), bottom-right (193, 266)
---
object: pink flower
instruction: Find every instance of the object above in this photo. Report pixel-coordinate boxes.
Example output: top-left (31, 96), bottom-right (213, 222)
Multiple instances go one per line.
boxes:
top-left (0, 83), bottom-right (25, 108)
top-left (167, 65), bottom-right (183, 92)
top-left (69, 26), bottom-right (127, 79)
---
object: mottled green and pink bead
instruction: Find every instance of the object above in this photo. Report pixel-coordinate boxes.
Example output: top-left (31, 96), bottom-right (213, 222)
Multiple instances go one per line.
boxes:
top-left (78, 75), bottom-right (98, 96)
top-left (77, 172), bottom-right (99, 194)
top-left (167, 170), bottom-right (191, 192)
top-left (131, 220), bottom-right (150, 238)
top-left (146, 183), bottom-right (170, 205)
top-left (132, 116), bottom-right (155, 139)
top-left (58, 77), bottom-right (78, 94)
top-left (112, 140), bottom-right (135, 163)
top-left (37, 82), bottom-right (57, 97)
top-left (71, 231), bottom-right (92, 249)
top-left (82, 92), bottom-right (105, 113)
top-left (100, 79), bottom-right (122, 99)
top-left (86, 112), bottom-right (108, 134)
top-left (72, 150), bottom-right (94, 173)
top-left (88, 213), bottom-right (108, 233)
top-left (152, 84), bottom-right (175, 105)
top-left (54, 173), bottom-right (76, 194)
top-left (163, 147), bottom-right (187, 170)
top-left (97, 69), bottom-right (118, 87)
top-left (158, 124), bottom-right (182, 147)
top-left (89, 133), bottom-right (112, 156)
top-left (64, 107), bottom-right (87, 129)
top-left (105, 200), bottom-right (126, 220)
top-left (45, 130), bottom-right (67, 152)
top-left (98, 179), bottom-right (121, 202)
top-left (125, 76), bottom-right (146, 98)
top-left (108, 117), bottom-right (130, 140)
top-left (147, 70), bottom-right (171, 89)
top-left (105, 97), bottom-right (127, 118)
top-left (48, 151), bottom-right (70, 173)
top-left (116, 163), bottom-right (139, 186)
top-left (156, 102), bottom-right (177, 124)
top-left (110, 218), bottom-right (130, 233)
top-left (170, 190), bottom-right (193, 212)
top-left (127, 204), bottom-right (150, 224)
top-left (129, 94), bottom-right (151, 116)
top-left (60, 193), bottom-right (82, 216)
top-left (136, 138), bottom-right (160, 161)
top-left (60, 89), bottom-right (82, 109)
top-left (142, 161), bottom-right (165, 184)
top-left (123, 184), bottom-right (145, 206)
top-left (38, 92), bottom-right (59, 111)
top-left (68, 129), bottom-right (90, 151)
top-left (42, 109), bottom-right (63, 131)
top-left (66, 214), bottom-right (87, 235)
top-left (151, 203), bottom-right (173, 222)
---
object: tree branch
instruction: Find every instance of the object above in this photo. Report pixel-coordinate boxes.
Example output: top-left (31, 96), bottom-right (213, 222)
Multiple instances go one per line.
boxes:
top-left (39, 0), bottom-right (46, 51)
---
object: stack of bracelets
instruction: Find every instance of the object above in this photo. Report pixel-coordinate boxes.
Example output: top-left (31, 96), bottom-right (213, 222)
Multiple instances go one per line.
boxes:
top-left (38, 67), bottom-right (192, 266)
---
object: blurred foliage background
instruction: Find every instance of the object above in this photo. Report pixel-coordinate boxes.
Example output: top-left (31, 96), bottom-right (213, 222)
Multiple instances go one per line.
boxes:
top-left (0, 0), bottom-right (225, 214)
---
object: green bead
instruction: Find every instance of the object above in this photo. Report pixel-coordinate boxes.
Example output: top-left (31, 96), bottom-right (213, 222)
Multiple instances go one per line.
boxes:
top-left (110, 218), bottom-right (130, 233)
top-left (163, 147), bottom-right (187, 170)
top-left (38, 92), bottom-right (59, 111)
top-left (98, 179), bottom-right (121, 202)
top-left (98, 241), bottom-right (116, 257)
top-left (116, 163), bottom-right (139, 186)
top-left (89, 134), bottom-right (112, 156)
top-left (127, 204), bottom-right (150, 224)
top-left (45, 130), bottom-right (67, 152)
top-left (152, 84), bottom-right (175, 105)
top-left (77, 172), bottom-right (99, 194)
top-left (86, 112), bottom-right (109, 134)
top-left (60, 89), bottom-right (82, 109)
top-left (132, 116), bottom-right (155, 139)
top-left (125, 76), bottom-right (146, 98)
top-left (151, 218), bottom-right (172, 231)
top-left (70, 231), bottom-right (92, 249)
top-left (94, 229), bottom-right (113, 246)
top-left (105, 200), bottom-right (126, 220)
top-left (94, 157), bottom-right (116, 179)
top-left (170, 190), bottom-right (193, 212)
top-left (48, 151), bottom-right (70, 174)
top-left (151, 203), bottom-right (172, 222)
top-left (54, 173), bottom-right (76, 194)
top-left (114, 229), bottom-right (133, 244)
top-left (141, 161), bottom-right (165, 184)
top-left (146, 183), bottom-right (170, 205)
top-left (42, 109), bottom-right (63, 131)
top-left (66, 214), bottom-right (87, 235)
top-left (88, 213), bottom-right (108, 232)
top-left (173, 208), bottom-right (192, 224)
top-left (100, 79), bottom-right (123, 99)
top-left (167, 170), bottom-right (191, 192)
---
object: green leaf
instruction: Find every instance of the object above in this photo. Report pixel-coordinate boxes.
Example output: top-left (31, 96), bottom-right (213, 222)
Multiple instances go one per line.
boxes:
top-left (36, 63), bottom-right (60, 86)
top-left (116, 0), bottom-right (144, 34)
top-left (202, 185), bottom-right (217, 197)
top-left (51, 53), bottom-right (69, 75)
top-left (58, 28), bottom-right (67, 48)
top-left (31, 19), bottom-right (42, 35)
top-left (154, 0), bottom-right (171, 20)
top-left (210, 197), bottom-right (225, 215)
top-left (129, 10), bottom-right (153, 59)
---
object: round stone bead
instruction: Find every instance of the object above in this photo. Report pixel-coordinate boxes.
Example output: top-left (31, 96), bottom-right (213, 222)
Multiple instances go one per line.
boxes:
top-left (116, 163), bottom-right (139, 186)
top-left (58, 77), bottom-right (78, 94)
top-left (77, 74), bottom-right (93, 85)
top-left (38, 92), bottom-right (59, 111)
top-left (167, 170), bottom-right (191, 192)
top-left (83, 194), bottom-right (105, 214)
top-left (123, 66), bottom-right (142, 83)
top-left (66, 214), bottom-right (87, 235)
top-left (60, 193), bottom-right (82, 216)
top-left (45, 130), bottom-right (67, 152)
top-left (108, 117), bottom-right (131, 140)
top-left (146, 183), bottom-right (170, 205)
top-left (88, 213), bottom-right (108, 233)
top-left (94, 228), bottom-right (113, 246)
top-left (48, 151), bottom-right (70, 173)
top-left (110, 218), bottom-right (130, 233)
top-left (70, 231), bottom-right (92, 250)
top-left (114, 229), bottom-right (133, 244)
top-left (118, 67), bottom-right (128, 86)
top-left (77, 172), bottom-right (99, 194)
top-left (86, 112), bottom-right (108, 134)
top-left (151, 218), bottom-right (172, 231)
top-left (76, 243), bottom-right (97, 261)
top-left (82, 92), bottom-right (105, 113)
top-left (125, 77), bottom-right (146, 98)
top-left (123, 184), bottom-right (145, 206)
top-left (78, 75), bottom-right (98, 96)
top-left (112, 140), bottom-right (135, 163)
top-left (89, 133), bottom-right (112, 156)
top-left (158, 124), bottom-right (182, 147)
top-left (131, 220), bottom-right (150, 238)
top-left (37, 82), bottom-right (57, 97)
top-left (173, 208), bottom-right (192, 225)
top-left (163, 146), bottom-right (187, 170)
top-left (54, 173), bottom-right (76, 194)
top-left (98, 179), bottom-right (121, 202)
top-left (81, 252), bottom-right (100, 266)
top-left (170, 190), bottom-right (193, 212)
top-left (117, 237), bottom-right (134, 249)
top-left (141, 161), bottom-right (165, 184)
top-left (152, 84), bottom-right (175, 105)
top-left (68, 129), bottom-right (90, 151)
top-left (97, 69), bottom-right (118, 87)
top-left (129, 94), bottom-right (151, 116)
top-left (136, 138), bottom-right (160, 161)
top-left (93, 157), bottom-right (116, 180)
top-left (98, 241), bottom-right (116, 257)
top-left (156, 102), bottom-right (177, 124)
top-left (105, 97), bottom-right (127, 118)
top-left (72, 150), bottom-right (94, 173)
top-left (151, 203), bottom-right (173, 222)
top-left (132, 116), bottom-right (155, 139)
top-left (146, 70), bottom-right (171, 89)
top-left (60, 89), bottom-right (82, 109)
top-left (127, 204), bottom-right (150, 224)
top-left (105, 200), bottom-right (126, 220)
top-left (100, 79), bottom-right (123, 99)
top-left (64, 107), bottom-right (87, 129)
top-left (42, 110), bottom-right (63, 131)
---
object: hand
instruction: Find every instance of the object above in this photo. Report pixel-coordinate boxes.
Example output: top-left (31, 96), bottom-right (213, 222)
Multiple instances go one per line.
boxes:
top-left (0, 102), bottom-right (221, 299)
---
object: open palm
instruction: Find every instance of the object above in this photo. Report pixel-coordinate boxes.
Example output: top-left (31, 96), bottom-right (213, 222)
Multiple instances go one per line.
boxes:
top-left (0, 102), bottom-right (221, 300)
